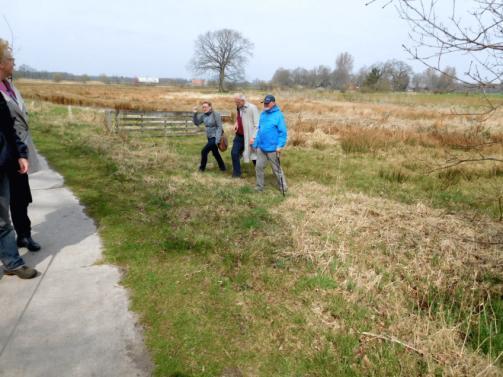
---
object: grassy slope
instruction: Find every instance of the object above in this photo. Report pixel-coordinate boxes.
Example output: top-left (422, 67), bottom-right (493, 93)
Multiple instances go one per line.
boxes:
top-left (30, 103), bottom-right (502, 377)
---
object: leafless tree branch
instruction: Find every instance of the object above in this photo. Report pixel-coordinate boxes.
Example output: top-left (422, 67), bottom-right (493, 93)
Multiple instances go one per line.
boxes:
top-left (189, 29), bottom-right (253, 92)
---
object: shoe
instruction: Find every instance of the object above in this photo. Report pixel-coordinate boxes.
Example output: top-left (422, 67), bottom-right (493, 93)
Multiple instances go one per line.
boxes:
top-left (232, 174), bottom-right (241, 179)
top-left (4, 265), bottom-right (38, 279)
top-left (17, 236), bottom-right (42, 252)
top-left (255, 187), bottom-right (263, 192)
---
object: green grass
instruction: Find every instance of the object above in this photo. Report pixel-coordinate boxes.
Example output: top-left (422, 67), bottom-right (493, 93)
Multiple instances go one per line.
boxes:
top-left (29, 102), bottom-right (502, 376)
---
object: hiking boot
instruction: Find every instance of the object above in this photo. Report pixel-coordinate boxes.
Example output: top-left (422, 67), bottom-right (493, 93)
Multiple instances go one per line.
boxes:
top-left (17, 236), bottom-right (42, 252)
top-left (4, 265), bottom-right (38, 279)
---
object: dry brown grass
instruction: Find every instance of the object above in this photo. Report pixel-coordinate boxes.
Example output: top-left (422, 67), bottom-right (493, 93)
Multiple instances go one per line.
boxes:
top-left (272, 182), bottom-right (503, 376)
top-left (18, 81), bottom-right (503, 134)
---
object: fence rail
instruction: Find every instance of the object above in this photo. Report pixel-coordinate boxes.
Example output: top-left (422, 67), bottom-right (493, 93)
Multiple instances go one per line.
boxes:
top-left (105, 110), bottom-right (231, 137)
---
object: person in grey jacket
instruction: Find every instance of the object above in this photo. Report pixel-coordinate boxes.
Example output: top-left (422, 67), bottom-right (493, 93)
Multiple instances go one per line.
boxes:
top-left (192, 101), bottom-right (226, 172)
top-left (0, 39), bottom-right (41, 251)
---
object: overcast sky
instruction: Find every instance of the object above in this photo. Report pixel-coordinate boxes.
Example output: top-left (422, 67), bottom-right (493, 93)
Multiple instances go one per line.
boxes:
top-left (1, 0), bottom-right (472, 80)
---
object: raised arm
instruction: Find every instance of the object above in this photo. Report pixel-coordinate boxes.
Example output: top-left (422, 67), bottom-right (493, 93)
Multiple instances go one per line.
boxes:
top-left (192, 112), bottom-right (204, 126)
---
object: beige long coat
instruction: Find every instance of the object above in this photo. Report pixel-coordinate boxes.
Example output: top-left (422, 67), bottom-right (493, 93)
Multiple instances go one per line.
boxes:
top-left (237, 102), bottom-right (260, 162)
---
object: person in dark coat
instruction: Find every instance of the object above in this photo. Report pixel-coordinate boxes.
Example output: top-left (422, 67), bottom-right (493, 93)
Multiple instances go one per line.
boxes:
top-left (0, 86), bottom-right (37, 278)
top-left (0, 39), bottom-right (41, 251)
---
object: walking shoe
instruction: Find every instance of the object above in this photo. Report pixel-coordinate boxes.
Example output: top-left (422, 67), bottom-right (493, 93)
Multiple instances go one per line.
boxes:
top-left (4, 265), bottom-right (38, 279)
top-left (17, 236), bottom-right (42, 252)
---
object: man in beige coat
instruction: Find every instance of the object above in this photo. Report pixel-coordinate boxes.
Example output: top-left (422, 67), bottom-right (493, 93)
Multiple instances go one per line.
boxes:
top-left (231, 94), bottom-right (259, 178)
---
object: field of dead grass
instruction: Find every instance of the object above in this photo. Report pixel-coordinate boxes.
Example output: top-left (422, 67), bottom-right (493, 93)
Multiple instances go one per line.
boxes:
top-left (24, 82), bottom-right (503, 376)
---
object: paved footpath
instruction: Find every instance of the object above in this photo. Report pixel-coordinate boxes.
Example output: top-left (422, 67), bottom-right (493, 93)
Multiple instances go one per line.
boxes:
top-left (0, 155), bottom-right (152, 377)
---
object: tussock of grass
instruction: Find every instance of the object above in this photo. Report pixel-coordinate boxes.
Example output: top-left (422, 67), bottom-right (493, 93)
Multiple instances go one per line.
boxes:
top-left (273, 182), bottom-right (503, 376)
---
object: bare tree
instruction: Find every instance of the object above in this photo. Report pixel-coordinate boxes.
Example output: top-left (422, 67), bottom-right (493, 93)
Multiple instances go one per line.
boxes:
top-left (291, 67), bottom-right (311, 87)
top-left (313, 65), bottom-right (332, 88)
top-left (383, 59), bottom-right (413, 91)
top-left (367, 1), bottom-right (502, 91)
top-left (189, 29), bottom-right (253, 92)
top-left (332, 52), bottom-right (355, 91)
top-left (369, 0), bottom-right (503, 199)
top-left (271, 68), bottom-right (293, 87)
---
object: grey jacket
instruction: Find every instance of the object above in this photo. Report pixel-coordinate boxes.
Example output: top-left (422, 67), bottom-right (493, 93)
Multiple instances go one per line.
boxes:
top-left (1, 81), bottom-right (41, 173)
top-left (192, 111), bottom-right (223, 144)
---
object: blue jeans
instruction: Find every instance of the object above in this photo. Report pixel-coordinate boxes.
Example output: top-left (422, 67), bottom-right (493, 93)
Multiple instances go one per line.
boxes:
top-left (231, 134), bottom-right (245, 177)
top-left (0, 172), bottom-right (24, 271)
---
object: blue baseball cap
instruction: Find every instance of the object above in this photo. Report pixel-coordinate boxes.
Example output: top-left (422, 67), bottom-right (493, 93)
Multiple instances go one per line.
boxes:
top-left (261, 94), bottom-right (276, 104)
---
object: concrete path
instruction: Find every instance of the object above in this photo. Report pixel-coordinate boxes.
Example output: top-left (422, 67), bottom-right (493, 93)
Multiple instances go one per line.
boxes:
top-left (0, 155), bottom-right (152, 377)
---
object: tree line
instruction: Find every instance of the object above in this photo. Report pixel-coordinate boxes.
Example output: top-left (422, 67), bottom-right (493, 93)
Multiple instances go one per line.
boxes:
top-left (270, 52), bottom-right (461, 93)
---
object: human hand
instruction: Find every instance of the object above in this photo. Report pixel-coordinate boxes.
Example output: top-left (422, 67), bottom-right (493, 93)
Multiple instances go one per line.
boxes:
top-left (234, 123), bottom-right (238, 132)
top-left (276, 147), bottom-right (283, 154)
top-left (18, 158), bottom-right (28, 174)
top-left (193, 106), bottom-right (198, 113)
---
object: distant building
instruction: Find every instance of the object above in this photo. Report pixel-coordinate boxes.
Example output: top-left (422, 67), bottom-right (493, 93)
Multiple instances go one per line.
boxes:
top-left (135, 77), bottom-right (160, 85)
top-left (191, 79), bottom-right (206, 87)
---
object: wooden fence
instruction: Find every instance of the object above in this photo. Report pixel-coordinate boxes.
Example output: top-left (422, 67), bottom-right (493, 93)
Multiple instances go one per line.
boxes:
top-left (105, 110), bottom-right (231, 137)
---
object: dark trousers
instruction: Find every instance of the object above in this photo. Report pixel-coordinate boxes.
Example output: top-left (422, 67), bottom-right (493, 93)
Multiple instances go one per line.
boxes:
top-left (8, 172), bottom-right (32, 238)
top-left (231, 134), bottom-right (245, 177)
top-left (200, 137), bottom-right (226, 171)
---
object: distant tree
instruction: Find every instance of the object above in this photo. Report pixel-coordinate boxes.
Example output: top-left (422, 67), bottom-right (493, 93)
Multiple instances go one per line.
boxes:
top-left (354, 67), bottom-right (370, 89)
top-left (418, 67), bottom-right (458, 92)
top-left (332, 52), bottom-right (354, 91)
top-left (363, 66), bottom-right (385, 91)
top-left (313, 65), bottom-right (332, 88)
top-left (99, 74), bottom-right (110, 84)
top-left (291, 67), bottom-right (310, 87)
top-left (81, 74), bottom-right (90, 83)
top-left (18, 64), bottom-right (37, 73)
top-left (52, 73), bottom-right (64, 82)
top-left (411, 72), bottom-right (425, 91)
top-left (271, 68), bottom-right (293, 87)
top-left (383, 60), bottom-right (413, 91)
top-left (189, 29), bottom-right (254, 92)
top-left (436, 66), bottom-right (458, 92)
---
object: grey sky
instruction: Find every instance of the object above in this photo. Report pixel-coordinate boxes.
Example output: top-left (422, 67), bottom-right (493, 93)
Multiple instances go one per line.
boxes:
top-left (1, 0), bottom-right (472, 80)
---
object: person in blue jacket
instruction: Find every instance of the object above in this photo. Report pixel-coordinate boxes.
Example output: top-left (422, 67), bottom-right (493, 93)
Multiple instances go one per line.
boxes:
top-left (252, 95), bottom-right (288, 193)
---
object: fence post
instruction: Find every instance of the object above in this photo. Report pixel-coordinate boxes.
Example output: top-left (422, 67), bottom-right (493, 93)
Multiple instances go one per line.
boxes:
top-left (105, 110), bottom-right (112, 132)
top-left (114, 110), bottom-right (119, 133)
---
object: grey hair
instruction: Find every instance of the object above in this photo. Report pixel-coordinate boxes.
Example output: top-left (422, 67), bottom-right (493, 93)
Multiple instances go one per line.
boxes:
top-left (233, 93), bottom-right (246, 100)
top-left (0, 39), bottom-right (12, 64)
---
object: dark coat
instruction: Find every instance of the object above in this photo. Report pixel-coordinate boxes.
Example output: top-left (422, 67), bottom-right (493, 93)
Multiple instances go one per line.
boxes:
top-left (0, 94), bottom-right (28, 171)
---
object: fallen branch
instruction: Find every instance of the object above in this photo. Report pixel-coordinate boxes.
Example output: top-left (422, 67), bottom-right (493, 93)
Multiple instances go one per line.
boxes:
top-left (361, 331), bottom-right (442, 363)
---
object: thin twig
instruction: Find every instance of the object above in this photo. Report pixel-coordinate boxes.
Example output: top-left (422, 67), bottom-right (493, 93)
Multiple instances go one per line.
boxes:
top-left (475, 351), bottom-right (503, 377)
top-left (361, 332), bottom-right (442, 363)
